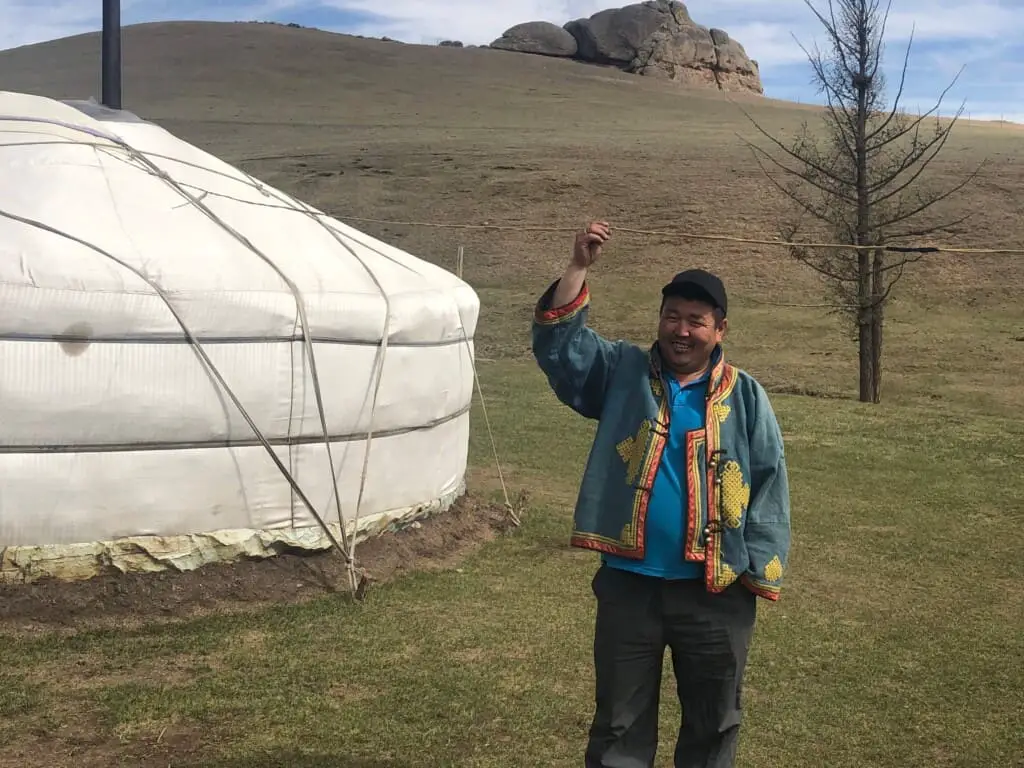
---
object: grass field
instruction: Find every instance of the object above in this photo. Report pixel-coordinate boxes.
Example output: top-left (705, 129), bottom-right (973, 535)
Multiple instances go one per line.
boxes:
top-left (1, 21), bottom-right (1023, 767)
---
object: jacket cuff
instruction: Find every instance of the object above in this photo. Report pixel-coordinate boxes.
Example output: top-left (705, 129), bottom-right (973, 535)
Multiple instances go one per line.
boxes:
top-left (740, 573), bottom-right (782, 601)
top-left (534, 280), bottom-right (590, 325)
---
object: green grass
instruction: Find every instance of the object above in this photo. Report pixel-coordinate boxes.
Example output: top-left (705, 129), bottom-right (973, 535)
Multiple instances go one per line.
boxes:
top-left (2, 358), bottom-right (1022, 767)
top-left (1, 20), bottom-right (1023, 768)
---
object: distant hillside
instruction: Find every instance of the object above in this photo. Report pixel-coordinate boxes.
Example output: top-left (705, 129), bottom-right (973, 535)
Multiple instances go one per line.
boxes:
top-left (0, 19), bottom-right (1018, 313)
top-left (0, 20), bottom-right (781, 119)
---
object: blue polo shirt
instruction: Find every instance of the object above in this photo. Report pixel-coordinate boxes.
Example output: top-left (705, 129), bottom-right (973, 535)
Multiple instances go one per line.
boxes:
top-left (603, 369), bottom-right (708, 580)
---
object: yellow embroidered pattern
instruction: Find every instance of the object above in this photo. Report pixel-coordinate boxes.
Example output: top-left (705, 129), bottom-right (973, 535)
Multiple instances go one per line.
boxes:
top-left (718, 563), bottom-right (737, 586)
top-left (620, 521), bottom-right (634, 543)
top-left (713, 403), bottom-right (731, 424)
top-left (764, 556), bottom-right (783, 582)
top-left (616, 419), bottom-right (652, 485)
top-left (720, 460), bottom-right (750, 529)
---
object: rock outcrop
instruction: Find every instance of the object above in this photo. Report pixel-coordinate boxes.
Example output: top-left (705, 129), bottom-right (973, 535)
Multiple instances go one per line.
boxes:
top-left (489, 1), bottom-right (762, 94)
top-left (490, 21), bottom-right (578, 57)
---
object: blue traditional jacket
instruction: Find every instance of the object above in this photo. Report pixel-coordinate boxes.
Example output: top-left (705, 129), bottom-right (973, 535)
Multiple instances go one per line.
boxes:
top-left (531, 279), bottom-right (792, 600)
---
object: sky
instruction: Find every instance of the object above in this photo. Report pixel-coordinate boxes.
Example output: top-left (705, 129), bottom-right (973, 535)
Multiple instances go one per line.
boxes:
top-left (2, 0), bottom-right (1022, 122)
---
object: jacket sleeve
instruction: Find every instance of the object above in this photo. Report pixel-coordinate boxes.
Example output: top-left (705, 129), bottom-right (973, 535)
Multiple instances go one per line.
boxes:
top-left (531, 279), bottom-right (623, 420)
top-left (740, 382), bottom-right (791, 600)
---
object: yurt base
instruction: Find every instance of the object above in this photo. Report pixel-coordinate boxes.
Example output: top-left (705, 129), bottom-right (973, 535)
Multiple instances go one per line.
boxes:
top-left (0, 491), bottom-right (516, 630)
top-left (2, 486), bottom-right (462, 586)
top-left (1, 485), bottom-right (471, 586)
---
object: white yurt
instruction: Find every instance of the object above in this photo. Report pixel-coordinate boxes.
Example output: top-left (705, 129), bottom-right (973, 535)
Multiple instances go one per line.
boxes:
top-left (0, 90), bottom-right (479, 584)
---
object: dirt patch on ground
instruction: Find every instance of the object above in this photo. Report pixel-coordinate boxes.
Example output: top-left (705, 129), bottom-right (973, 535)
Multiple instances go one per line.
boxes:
top-left (0, 716), bottom-right (214, 768)
top-left (0, 493), bottom-right (522, 635)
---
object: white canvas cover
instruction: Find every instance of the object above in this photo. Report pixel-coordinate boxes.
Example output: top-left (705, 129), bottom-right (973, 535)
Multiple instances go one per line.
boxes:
top-left (0, 91), bottom-right (479, 582)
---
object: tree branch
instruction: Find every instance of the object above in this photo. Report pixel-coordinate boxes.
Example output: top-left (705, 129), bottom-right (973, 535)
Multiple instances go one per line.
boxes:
top-left (748, 146), bottom-right (853, 231)
top-left (868, 114), bottom-right (961, 198)
top-left (874, 159), bottom-right (983, 227)
top-left (868, 0), bottom-right (894, 81)
top-left (739, 108), bottom-right (859, 194)
top-left (867, 67), bottom-right (965, 154)
top-left (884, 211), bottom-right (973, 242)
top-left (865, 23), bottom-right (914, 141)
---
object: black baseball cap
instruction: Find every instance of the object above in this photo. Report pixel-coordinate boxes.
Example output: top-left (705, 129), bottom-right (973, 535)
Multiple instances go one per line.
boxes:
top-left (661, 269), bottom-right (728, 316)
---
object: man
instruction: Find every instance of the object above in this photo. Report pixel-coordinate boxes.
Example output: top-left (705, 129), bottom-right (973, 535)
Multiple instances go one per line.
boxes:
top-left (531, 221), bottom-right (791, 768)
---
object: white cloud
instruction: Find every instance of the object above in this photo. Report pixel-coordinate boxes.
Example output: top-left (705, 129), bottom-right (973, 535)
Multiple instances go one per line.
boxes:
top-left (0, 0), bottom-right (97, 49)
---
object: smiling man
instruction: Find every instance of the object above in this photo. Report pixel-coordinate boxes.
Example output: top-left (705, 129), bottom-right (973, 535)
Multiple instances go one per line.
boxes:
top-left (531, 221), bottom-right (791, 768)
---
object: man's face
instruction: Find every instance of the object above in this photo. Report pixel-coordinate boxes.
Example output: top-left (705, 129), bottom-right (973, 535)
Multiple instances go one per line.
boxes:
top-left (657, 294), bottom-right (726, 376)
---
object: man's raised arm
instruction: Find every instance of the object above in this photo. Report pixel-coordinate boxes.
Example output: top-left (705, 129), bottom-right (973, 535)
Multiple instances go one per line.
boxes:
top-left (531, 221), bottom-right (623, 420)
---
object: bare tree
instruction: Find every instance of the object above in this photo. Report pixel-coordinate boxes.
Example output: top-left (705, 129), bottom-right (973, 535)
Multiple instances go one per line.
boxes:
top-left (739, 0), bottom-right (983, 403)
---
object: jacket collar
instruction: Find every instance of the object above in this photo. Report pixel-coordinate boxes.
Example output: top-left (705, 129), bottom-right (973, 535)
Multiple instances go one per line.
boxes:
top-left (648, 342), bottom-right (726, 399)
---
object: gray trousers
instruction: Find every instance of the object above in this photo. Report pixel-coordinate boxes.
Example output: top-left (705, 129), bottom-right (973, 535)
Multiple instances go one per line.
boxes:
top-left (584, 565), bottom-right (757, 768)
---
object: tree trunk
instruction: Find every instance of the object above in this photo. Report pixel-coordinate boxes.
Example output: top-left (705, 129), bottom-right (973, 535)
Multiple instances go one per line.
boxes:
top-left (870, 249), bottom-right (884, 403)
top-left (858, 264), bottom-right (873, 403)
top-left (854, 23), bottom-right (872, 405)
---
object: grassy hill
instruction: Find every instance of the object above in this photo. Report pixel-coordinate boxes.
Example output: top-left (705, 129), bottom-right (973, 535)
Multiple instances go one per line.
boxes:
top-left (1, 21), bottom-right (1022, 768)
top-left (5, 21), bottom-right (1020, 409)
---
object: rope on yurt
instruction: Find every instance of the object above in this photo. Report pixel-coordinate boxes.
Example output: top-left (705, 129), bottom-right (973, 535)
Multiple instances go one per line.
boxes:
top-left (223, 176), bottom-right (521, 548)
top-left (93, 126), bottom-right (393, 596)
top-left (4, 121), bottom-right (514, 571)
top-left (105, 149), bottom-right (518, 529)
top-left (116, 153), bottom-right (515, 532)
top-left (212, 179), bottom-right (394, 595)
top-left (115, 154), bottom-right (355, 576)
top-left (40, 131), bottom-right (425, 595)
top-left (0, 115), bottom-right (356, 577)
top-left (189, 163), bottom-right (514, 558)
top-left (457, 316), bottom-right (519, 527)
top-left (0, 207), bottom-right (354, 568)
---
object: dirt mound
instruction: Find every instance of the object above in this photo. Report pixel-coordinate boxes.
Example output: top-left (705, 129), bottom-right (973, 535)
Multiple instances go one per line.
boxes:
top-left (0, 493), bottom-right (521, 634)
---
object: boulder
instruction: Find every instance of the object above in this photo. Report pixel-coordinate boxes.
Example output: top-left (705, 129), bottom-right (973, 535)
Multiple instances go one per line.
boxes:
top-left (486, 0), bottom-right (764, 94)
top-left (564, 1), bottom-right (685, 64)
top-left (490, 21), bottom-right (578, 57)
top-left (627, 17), bottom-right (761, 93)
top-left (709, 31), bottom-right (762, 92)
top-left (631, 24), bottom-right (717, 78)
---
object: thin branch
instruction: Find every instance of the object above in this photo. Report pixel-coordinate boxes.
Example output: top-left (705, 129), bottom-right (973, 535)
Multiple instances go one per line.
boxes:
top-left (743, 136), bottom-right (859, 204)
top-left (866, 27), bottom-right (914, 141)
top-left (786, 245), bottom-right (863, 284)
top-left (868, 68), bottom-right (965, 153)
top-left (878, 251), bottom-right (928, 272)
top-left (797, 260), bottom-right (863, 283)
top-left (870, 110), bottom-right (967, 203)
top-left (740, 108), bottom-right (859, 194)
top-left (867, 112), bottom-right (961, 196)
top-left (874, 157), bottom-right (982, 226)
top-left (804, 0), bottom-right (861, 88)
top-left (878, 262), bottom-right (908, 301)
top-left (868, 0), bottom-right (895, 79)
top-left (749, 148), bottom-right (851, 231)
top-left (815, 60), bottom-right (860, 157)
top-left (884, 211), bottom-right (973, 241)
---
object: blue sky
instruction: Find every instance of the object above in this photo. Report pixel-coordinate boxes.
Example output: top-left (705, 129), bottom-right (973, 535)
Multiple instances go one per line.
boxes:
top-left (2, 0), bottom-right (1022, 122)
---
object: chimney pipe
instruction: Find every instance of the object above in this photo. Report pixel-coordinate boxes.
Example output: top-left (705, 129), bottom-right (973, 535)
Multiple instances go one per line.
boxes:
top-left (101, 0), bottom-right (122, 109)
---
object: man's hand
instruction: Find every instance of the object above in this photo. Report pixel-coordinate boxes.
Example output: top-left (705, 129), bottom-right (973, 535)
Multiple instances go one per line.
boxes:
top-left (572, 221), bottom-right (611, 268)
top-left (551, 220), bottom-right (610, 308)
